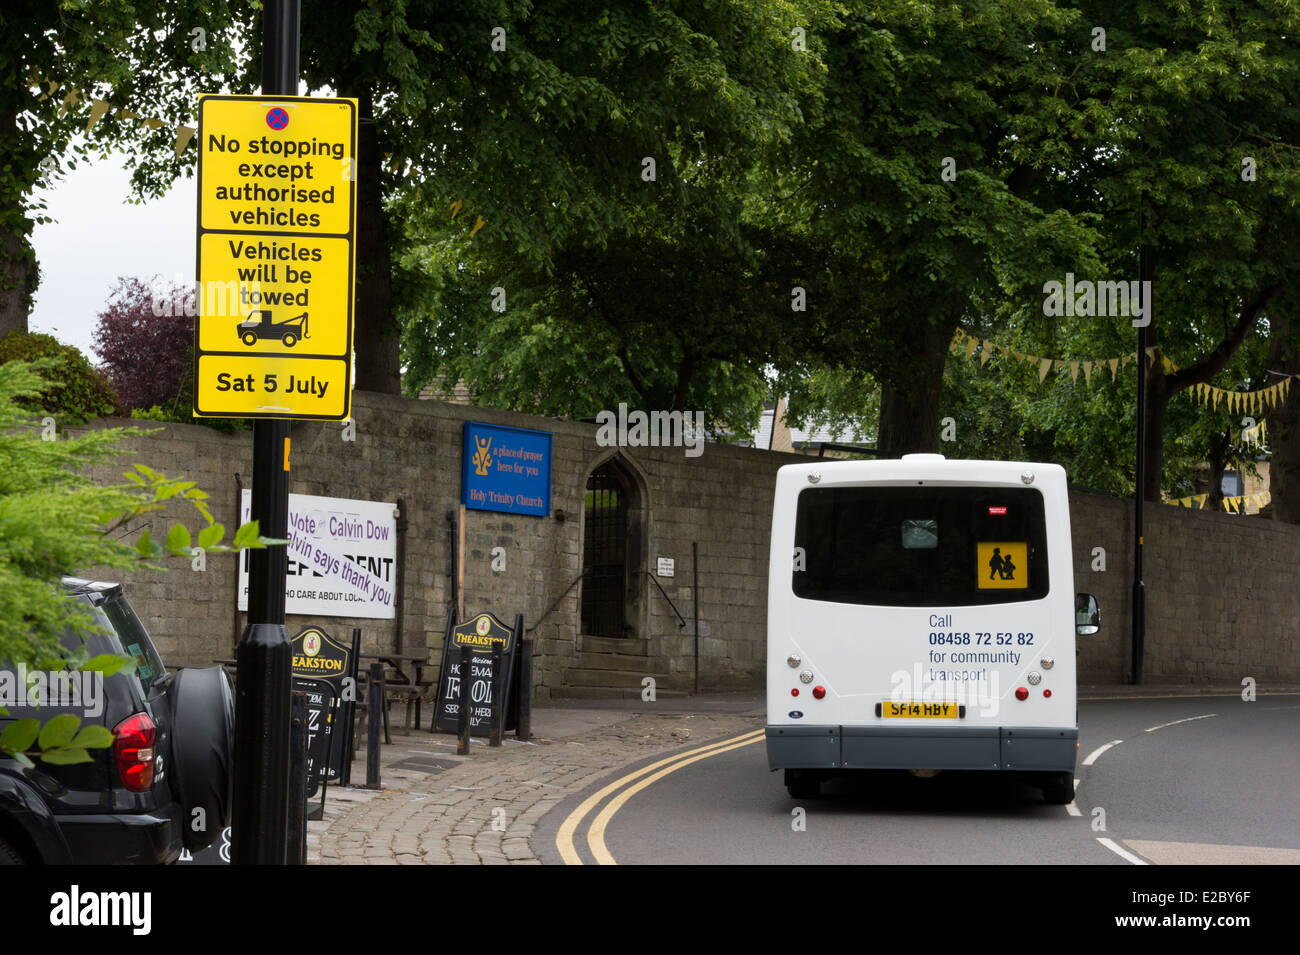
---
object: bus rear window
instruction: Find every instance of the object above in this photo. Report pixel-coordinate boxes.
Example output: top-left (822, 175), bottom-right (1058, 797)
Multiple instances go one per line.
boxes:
top-left (792, 485), bottom-right (1050, 606)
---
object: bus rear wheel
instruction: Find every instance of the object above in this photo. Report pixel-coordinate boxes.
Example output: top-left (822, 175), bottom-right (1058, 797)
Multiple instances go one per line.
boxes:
top-left (785, 770), bottom-right (820, 799)
top-left (1040, 771), bottom-right (1075, 805)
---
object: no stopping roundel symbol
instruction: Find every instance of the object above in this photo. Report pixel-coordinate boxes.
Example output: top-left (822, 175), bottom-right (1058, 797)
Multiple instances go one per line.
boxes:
top-left (266, 107), bottom-right (289, 130)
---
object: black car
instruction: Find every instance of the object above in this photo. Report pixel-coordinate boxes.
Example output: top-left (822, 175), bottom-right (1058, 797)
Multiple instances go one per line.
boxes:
top-left (0, 579), bottom-right (233, 864)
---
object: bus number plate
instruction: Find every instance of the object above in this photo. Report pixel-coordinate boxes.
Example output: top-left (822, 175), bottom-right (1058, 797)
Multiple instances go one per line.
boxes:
top-left (882, 702), bottom-right (962, 719)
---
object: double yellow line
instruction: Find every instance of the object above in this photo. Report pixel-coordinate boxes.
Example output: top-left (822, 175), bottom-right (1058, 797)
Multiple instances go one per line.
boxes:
top-left (555, 729), bottom-right (764, 865)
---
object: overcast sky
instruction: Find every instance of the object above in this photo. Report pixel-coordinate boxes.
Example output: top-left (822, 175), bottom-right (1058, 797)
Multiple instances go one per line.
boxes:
top-left (29, 154), bottom-right (195, 362)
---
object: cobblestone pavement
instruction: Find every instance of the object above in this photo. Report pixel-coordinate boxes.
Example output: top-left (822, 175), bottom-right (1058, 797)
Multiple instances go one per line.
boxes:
top-left (308, 708), bottom-right (761, 865)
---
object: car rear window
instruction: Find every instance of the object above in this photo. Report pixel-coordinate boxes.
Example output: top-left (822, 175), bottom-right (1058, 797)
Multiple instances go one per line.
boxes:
top-left (793, 485), bottom-right (1050, 607)
top-left (100, 598), bottom-right (167, 696)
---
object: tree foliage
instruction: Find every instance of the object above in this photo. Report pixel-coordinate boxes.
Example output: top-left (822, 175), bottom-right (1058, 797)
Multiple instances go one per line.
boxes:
top-left (0, 359), bottom-right (275, 766)
top-left (93, 275), bottom-right (193, 412)
top-left (0, 331), bottom-right (118, 423)
top-left (1, 0), bottom-right (253, 336)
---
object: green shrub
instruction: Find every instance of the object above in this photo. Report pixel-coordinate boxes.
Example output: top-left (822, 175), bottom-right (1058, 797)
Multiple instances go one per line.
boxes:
top-left (0, 332), bottom-right (120, 425)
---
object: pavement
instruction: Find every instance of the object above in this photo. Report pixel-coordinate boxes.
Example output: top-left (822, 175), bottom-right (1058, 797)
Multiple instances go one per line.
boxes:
top-left (306, 684), bottom-right (1299, 865)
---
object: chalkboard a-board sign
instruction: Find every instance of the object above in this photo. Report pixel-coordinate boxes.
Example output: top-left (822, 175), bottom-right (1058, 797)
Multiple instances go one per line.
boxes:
top-left (293, 677), bottom-right (335, 799)
top-left (433, 611), bottom-right (521, 735)
top-left (290, 625), bottom-right (358, 782)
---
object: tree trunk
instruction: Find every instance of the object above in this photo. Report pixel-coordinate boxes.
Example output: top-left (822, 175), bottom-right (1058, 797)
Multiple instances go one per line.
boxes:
top-left (876, 312), bottom-right (958, 458)
top-left (1205, 430), bottom-right (1229, 512)
top-left (1146, 280), bottom-right (1286, 502)
top-left (351, 101), bottom-right (401, 394)
top-left (1265, 308), bottom-right (1300, 523)
top-left (0, 104), bottom-right (33, 339)
top-left (1141, 367), bottom-right (1170, 502)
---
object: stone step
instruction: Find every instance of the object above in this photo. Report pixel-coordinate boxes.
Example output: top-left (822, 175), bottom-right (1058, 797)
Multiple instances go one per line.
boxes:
top-left (579, 634), bottom-right (649, 655)
top-left (561, 667), bottom-right (663, 689)
top-left (553, 685), bottom-right (691, 701)
top-left (571, 650), bottom-right (653, 672)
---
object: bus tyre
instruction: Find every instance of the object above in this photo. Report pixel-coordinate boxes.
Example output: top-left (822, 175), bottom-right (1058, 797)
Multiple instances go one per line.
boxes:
top-left (785, 770), bottom-right (820, 799)
top-left (1041, 772), bottom-right (1074, 805)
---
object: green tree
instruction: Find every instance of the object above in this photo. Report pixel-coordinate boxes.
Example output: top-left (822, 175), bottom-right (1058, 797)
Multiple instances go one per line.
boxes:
top-left (298, 0), bottom-right (833, 395)
top-left (1063, 0), bottom-right (1300, 502)
top-left (0, 359), bottom-right (274, 767)
top-left (0, 0), bottom-right (251, 337)
top-left (0, 331), bottom-right (119, 423)
top-left (765, 0), bottom-right (1103, 458)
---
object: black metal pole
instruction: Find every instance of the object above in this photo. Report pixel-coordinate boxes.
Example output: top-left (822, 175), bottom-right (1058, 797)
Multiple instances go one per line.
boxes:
top-left (1131, 227), bottom-right (1149, 685)
top-left (231, 0), bottom-right (300, 865)
top-left (517, 634), bottom-right (533, 741)
top-left (693, 541), bottom-right (700, 695)
top-left (341, 627), bottom-right (360, 785)
top-left (365, 663), bottom-right (383, 788)
top-left (393, 498), bottom-right (407, 653)
top-left (489, 643), bottom-right (503, 748)
top-left (286, 689), bottom-right (307, 865)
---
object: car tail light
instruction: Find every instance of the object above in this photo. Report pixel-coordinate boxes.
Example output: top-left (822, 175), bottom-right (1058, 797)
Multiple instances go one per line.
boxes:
top-left (113, 712), bottom-right (156, 792)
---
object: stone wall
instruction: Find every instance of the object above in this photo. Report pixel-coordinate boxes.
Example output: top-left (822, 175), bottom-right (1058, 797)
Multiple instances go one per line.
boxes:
top-left (83, 391), bottom-right (802, 699)
top-left (1069, 487), bottom-right (1300, 684)
top-left (80, 391), bottom-right (1300, 695)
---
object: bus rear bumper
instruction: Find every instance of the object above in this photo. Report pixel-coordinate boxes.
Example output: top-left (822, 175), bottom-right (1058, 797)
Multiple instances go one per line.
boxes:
top-left (766, 724), bottom-right (1077, 773)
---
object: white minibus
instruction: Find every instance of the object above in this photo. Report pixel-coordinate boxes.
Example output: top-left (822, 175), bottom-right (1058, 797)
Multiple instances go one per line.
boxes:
top-left (766, 455), bottom-right (1099, 803)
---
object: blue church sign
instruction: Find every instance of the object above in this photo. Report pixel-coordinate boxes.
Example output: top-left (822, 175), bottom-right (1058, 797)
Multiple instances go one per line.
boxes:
top-left (462, 421), bottom-right (552, 517)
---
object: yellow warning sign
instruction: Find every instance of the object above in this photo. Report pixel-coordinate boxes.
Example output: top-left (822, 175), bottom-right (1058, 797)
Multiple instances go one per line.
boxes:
top-left (194, 94), bottom-right (357, 420)
top-left (976, 542), bottom-right (1028, 590)
top-left (195, 354), bottom-right (349, 418)
top-left (195, 234), bottom-right (351, 355)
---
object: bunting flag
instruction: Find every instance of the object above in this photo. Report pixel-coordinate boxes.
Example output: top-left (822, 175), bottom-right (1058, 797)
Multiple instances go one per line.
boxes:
top-left (1241, 418), bottom-right (1267, 447)
top-left (949, 329), bottom-right (1297, 416)
top-left (36, 74), bottom-right (201, 157)
top-left (1168, 490), bottom-right (1270, 512)
top-left (1221, 491), bottom-right (1271, 513)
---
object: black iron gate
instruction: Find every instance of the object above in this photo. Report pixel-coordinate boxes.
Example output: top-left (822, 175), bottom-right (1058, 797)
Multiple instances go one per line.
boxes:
top-left (581, 461), bottom-right (628, 637)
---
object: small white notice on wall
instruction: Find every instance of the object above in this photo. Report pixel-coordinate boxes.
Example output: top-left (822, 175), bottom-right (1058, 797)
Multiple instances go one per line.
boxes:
top-left (656, 557), bottom-right (675, 577)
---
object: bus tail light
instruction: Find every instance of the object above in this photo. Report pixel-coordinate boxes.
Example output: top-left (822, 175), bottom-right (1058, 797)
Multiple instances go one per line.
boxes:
top-left (1014, 687), bottom-right (1029, 701)
top-left (812, 686), bottom-right (826, 700)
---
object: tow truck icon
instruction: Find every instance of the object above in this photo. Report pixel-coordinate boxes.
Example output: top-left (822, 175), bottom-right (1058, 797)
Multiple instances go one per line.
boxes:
top-left (238, 309), bottom-right (310, 348)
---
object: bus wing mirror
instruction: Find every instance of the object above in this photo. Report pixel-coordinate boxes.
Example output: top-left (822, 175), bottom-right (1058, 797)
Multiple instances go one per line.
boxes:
top-left (1075, 593), bottom-right (1100, 635)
